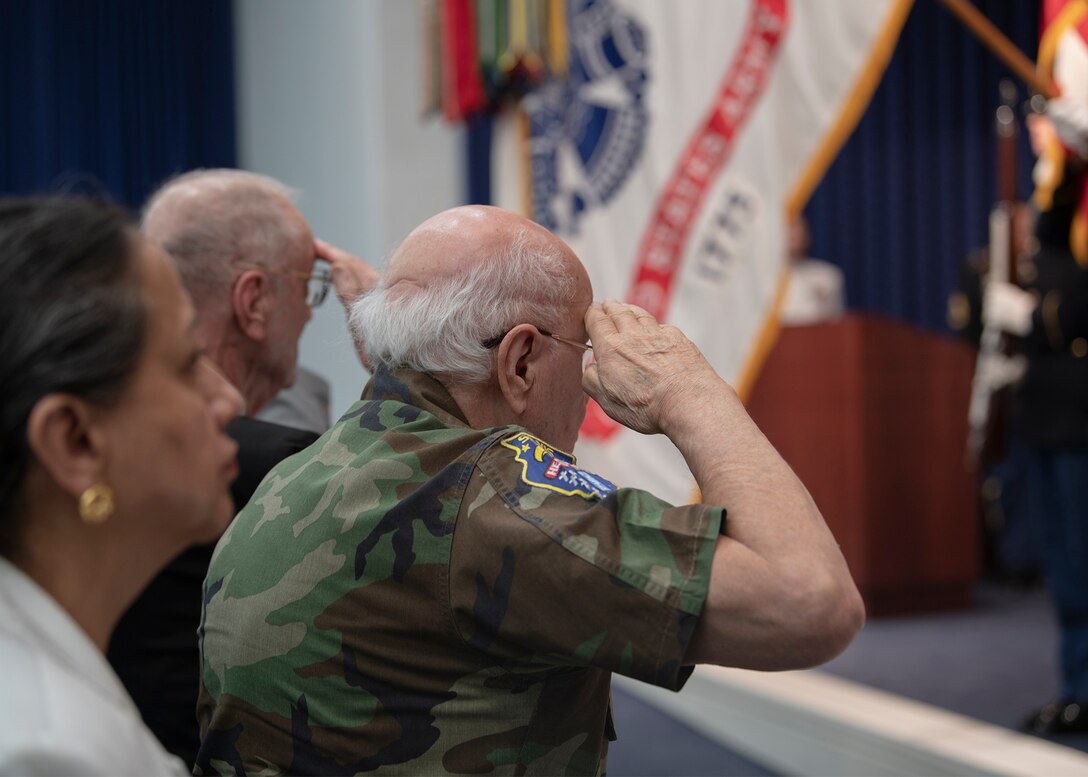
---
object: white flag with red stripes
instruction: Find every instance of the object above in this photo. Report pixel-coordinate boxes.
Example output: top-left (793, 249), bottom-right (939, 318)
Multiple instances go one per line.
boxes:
top-left (495, 0), bottom-right (912, 503)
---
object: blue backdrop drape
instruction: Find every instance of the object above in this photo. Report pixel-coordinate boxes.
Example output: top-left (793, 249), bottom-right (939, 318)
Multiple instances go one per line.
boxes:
top-left (806, 0), bottom-right (1040, 334)
top-left (0, 0), bottom-right (235, 210)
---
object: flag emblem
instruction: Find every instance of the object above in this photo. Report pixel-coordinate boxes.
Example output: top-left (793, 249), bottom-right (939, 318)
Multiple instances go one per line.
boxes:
top-left (525, 0), bottom-right (649, 235)
top-left (501, 431), bottom-right (617, 500)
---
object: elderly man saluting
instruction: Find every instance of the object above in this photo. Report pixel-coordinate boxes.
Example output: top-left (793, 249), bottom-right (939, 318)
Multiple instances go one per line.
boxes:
top-left (195, 205), bottom-right (864, 776)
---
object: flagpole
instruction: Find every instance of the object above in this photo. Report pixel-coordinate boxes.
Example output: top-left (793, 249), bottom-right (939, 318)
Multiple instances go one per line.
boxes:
top-left (937, 0), bottom-right (1057, 99)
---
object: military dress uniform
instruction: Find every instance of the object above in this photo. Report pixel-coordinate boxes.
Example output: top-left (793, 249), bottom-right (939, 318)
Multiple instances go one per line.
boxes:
top-left (195, 368), bottom-right (722, 776)
top-left (1018, 161), bottom-right (1088, 723)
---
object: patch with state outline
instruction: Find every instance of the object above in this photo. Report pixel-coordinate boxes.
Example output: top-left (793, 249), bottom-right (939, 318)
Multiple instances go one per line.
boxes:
top-left (501, 432), bottom-right (617, 501)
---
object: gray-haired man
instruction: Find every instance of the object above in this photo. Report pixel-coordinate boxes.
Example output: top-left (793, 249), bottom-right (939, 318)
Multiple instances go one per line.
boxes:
top-left (108, 169), bottom-right (376, 767)
top-left (196, 205), bottom-right (863, 775)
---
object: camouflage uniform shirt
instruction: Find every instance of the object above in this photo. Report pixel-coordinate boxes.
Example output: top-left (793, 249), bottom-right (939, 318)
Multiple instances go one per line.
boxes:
top-left (196, 368), bottom-right (723, 776)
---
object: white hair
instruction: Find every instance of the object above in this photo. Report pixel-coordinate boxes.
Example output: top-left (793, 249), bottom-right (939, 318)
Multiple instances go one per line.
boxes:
top-left (352, 230), bottom-right (577, 383)
top-left (140, 168), bottom-right (308, 307)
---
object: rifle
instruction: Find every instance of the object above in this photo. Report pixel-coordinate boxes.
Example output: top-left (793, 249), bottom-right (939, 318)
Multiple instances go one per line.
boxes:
top-left (966, 80), bottom-right (1027, 469)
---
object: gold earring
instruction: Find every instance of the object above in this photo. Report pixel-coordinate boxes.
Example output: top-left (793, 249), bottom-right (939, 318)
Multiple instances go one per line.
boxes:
top-left (78, 484), bottom-right (115, 524)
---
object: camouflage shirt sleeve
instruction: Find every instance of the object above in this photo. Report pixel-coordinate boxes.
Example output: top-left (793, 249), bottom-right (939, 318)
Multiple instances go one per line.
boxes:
top-left (448, 431), bottom-right (723, 691)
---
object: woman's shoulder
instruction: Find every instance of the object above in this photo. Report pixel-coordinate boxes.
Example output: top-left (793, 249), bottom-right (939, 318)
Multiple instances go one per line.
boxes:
top-left (0, 627), bottom-right (186, 775)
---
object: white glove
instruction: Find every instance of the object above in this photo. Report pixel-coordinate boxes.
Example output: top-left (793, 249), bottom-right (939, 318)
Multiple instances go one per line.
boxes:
top-left (983, 281), bottom-right (1035, 336)
top-left (974, 351), bottom-right (1027, 393)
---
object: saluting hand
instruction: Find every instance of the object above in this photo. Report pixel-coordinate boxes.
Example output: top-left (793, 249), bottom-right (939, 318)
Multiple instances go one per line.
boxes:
top-left (314, 238), bottom-right (380, 370)
top-left (581, 299), bottom-right (729, 436)
top-left (314, 238), bottom-right (380, 310)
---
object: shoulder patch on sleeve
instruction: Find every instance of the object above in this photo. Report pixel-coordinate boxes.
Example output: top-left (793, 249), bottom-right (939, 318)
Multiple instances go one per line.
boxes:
top-left (500, 431), bottom-right (617, 501)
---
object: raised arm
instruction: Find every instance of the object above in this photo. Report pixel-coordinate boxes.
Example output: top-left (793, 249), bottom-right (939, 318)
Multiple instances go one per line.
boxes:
top-left (581, 300), bottom-right (865, 670)
top-left (314, 237), bottom-right (379, 370)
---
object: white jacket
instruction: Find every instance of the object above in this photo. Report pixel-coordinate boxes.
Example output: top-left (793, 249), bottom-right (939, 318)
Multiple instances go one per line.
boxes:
top-left (0, 557), bottom-right (187, 776)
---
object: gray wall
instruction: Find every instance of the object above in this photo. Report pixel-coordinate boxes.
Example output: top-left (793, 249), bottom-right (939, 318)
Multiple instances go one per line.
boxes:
top-left (235, 0), bottom-right (463, 416)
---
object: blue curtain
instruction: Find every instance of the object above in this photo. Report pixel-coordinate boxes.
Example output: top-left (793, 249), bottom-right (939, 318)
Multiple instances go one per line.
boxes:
top-left (0, 0), bottom-right (235, 210)
top-left (806, 0), bottom-right (1040, 333)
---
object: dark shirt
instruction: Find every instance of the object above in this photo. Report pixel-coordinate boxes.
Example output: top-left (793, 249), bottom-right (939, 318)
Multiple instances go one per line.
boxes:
top-left (1015, 165), bottom-right (1088, 447)
top-left (107, 416), bottom-right (318, 768)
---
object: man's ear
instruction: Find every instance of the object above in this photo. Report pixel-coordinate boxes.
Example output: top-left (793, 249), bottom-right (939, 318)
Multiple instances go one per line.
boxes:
top-left (231, 269), bottom-right (270, 342)
top-left (495, 325), bottom-right (544, 415)
top-left (24, 394), bottom-right (109, 501)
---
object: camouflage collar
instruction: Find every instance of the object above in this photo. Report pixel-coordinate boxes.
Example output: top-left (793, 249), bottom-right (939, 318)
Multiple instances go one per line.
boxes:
top-left (362, 367), bottom-right (472, 429)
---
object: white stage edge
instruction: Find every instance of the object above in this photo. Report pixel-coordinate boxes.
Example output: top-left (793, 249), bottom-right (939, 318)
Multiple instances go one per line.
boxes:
top-left (615, 667), bottom-right (1088, 776)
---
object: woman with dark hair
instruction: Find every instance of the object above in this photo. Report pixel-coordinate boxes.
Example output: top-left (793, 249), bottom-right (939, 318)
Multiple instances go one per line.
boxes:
top-left (0, 197), bottom-right (243, 773)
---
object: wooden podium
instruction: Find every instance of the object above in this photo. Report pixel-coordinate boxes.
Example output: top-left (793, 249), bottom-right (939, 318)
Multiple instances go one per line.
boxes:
top-left (745, 313), bottom-right (980, 616)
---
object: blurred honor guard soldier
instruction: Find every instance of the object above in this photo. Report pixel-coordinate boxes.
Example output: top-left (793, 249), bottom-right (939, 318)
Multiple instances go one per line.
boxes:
top-left (984, 0), bottom-right (1088, 735)
top-left (194, 206), bottom-right (863, 775)
top-left (107, 169), bottom-right (376, 766)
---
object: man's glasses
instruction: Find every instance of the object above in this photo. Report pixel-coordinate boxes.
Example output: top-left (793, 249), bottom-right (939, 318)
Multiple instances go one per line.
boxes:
top-left (482, 326), bottom-right (592, 353)
top-left (304, 264), bottom-right (333, 308)
top-left (237, 260), bottom-right (332, 308)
